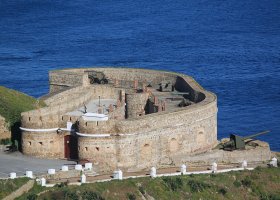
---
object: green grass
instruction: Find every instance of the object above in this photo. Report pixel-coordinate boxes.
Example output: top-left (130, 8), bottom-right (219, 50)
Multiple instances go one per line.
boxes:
top-left (0, 177), bottom-right (29, 199)
top-left (15, 167), bottom-right (280, 200)
top-left (0, 86), bottom-right (45, 130)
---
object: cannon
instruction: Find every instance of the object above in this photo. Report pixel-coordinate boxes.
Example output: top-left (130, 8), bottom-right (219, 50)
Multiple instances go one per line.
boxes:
top-left (86, 70), bottom-right (109, 84)
top-left (215, 130), bottom-right (270, 151)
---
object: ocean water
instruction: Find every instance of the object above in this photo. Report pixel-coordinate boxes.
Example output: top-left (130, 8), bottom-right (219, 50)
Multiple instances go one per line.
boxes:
top-left (0, 0), bottom-right (279, 150)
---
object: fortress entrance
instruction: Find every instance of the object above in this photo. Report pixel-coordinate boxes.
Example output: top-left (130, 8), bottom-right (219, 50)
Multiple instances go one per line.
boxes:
top-left (64, 135), bottom-right (78, 160)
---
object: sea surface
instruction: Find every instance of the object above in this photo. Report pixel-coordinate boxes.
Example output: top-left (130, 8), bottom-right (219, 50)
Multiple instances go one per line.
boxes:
top-left (0, 0), bottom-right (279, 151)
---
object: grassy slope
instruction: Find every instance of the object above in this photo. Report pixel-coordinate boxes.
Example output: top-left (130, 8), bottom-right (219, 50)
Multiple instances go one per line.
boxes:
top-left (0, 86), bottom-right (45, 129)
top-left (0, 177), bottom-right (29, 199)
top-left (16, 167), bottom-right (280, 200)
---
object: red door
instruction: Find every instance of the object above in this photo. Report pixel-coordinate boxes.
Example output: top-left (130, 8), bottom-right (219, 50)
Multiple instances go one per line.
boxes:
top-left (64, 135), bottom-right (78, 160)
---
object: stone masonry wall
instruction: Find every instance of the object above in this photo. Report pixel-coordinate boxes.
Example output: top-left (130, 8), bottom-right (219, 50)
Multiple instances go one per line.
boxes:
top-left (21, 85), bottom-right (123, 158)
top-left (78, 101), bottom-right (217, 172)
top-left (22, 68), bottom-right (218, 167)
top-left (125, 92), bottom-right (149, 118)
top-left (0, 115), bottom-right (11, 140)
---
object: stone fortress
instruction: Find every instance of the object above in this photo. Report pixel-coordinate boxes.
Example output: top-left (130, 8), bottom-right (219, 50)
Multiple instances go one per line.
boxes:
top-left (20, 68), bottom-right (271, 172)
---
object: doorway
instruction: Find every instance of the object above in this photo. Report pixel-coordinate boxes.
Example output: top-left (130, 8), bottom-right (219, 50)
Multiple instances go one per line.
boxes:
top-left (64, 135), bottom-right (78, 160)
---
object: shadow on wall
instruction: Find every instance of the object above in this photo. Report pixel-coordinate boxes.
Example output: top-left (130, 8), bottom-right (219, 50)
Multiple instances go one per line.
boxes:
top-left (10, 121), bottom-right (22, 151)
top-left (174, 76), bottom-right (205, 103)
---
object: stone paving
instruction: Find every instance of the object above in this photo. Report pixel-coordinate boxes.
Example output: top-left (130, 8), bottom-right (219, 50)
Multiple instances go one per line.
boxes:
top-left (0, 151), bottom-right (76, 178)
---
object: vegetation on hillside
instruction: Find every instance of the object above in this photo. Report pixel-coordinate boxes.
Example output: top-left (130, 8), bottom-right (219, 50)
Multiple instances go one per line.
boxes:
top-left (0, 177), bottom-right (29, 199)
top-left (0, 86), bottom-right (45, 129)
top-left (15, 166), bottom-right (280, 200)
top-left (0, 86), bottom-right (45, 147)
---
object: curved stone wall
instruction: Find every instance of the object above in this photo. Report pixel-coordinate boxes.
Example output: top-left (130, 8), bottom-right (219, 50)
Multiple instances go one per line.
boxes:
top-left (21, 67), bottom-right (218, 169)
top-left (22, 131), bottom-right (64, 158)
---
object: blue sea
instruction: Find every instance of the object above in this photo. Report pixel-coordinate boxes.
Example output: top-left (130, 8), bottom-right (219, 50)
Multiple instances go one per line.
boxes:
top-left (0, 0), bottom-right (279, 151)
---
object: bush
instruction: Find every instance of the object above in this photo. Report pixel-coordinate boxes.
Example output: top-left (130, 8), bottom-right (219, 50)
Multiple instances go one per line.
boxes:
top-left (139, 186), bottom-right (145, 195)
top-left (82, 191), bottom-right (104, 200)
top-left (188, 180), bottom-right (210, 193)
top-left (26, 193), bottom-right (37, 200)
top-left (64, 190), bottom-right (79, 200)
top-left (233, 180), bottom-right (241, 188)
top-left (241, 177), bottom-right (252, 188)
top-left (127, 193), bottom-right (136, 200)
top-left (162, 177), bottom-right (183, 191)
top-left (0, 138), bottom-right (11, 145)
top-left (218, 188), bottom-right (227, 196)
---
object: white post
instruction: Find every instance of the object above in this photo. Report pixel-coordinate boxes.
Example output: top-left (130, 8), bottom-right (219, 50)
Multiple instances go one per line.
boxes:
top-left (118, 170), bottom-right (123, 180)
top-left (75, 164), bottom-right (83, 170)
top-left (113, 170), bottom-right (123, 180)
top-left (67, 122), bottom-right (73, 131)
top-left (85, 163), bottom-right (93, 170)
top-left (242, 160), bottom-right (248, 169)
top-left (81, 174), bottom-right (86, 183)
top-left (26, 171), bottom-right (33, 178)
top-left (150, 167), bottom-right (157, 178)
top-left (10, 172), bottom-right (16, 179)
top-left (271, 157), bottom-right (278, 167)
top-left (180, 164), bottom-right (187, 174)
top-left (41, 178), bottom-right (46, 186)
top-left (212, 162), bottom-right (217, 173)
top-left (61, 166), bottom-right (69, 171)
top-left (48, 169), bottom-right (56, 175)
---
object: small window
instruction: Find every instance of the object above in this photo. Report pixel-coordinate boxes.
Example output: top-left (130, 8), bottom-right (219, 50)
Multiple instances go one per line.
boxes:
top-left (39, 142), bottom-right (43, 145)
top-left (50, 141), bottom-right (54, 144)
top-left (28, 117), bottom-right (31, 121)
top-left (97, 121), bottom-right (99, 126)
top-left (69, 117), bottom-right (72, 121)
top-left (85, 147), bottom-right (88, 151)
top-left (61, 116), bottom-right (64, 120)
top-left (96, 147), bottom-right (99, 151)
top-left (28, 141), bottom-right (31, 146)
top-left (85, 122), bottom-right (88, 126)
top-left (39, 116), bottom-right (42, 120)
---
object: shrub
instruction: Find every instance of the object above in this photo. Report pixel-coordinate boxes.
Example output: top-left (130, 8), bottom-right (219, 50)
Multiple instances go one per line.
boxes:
top-left (127, 193), bottom-right (136, 200)
top-left (241, 177), bottom-right (252, 187)
top-left (82, 191), bottom-right (105, 200)
top-left (218, 188), bottom-right (227, 196)
top-left (26, 193), bottom-right (37, 200)
top-left (162, 177), bottom-right (183, 191)
top-left (0, 138), bottom-right (11, 145)
top-left (139, 186), bottom-right (145, 195)
top-left (64, 190), bottom-right (79, 200)
top-left (233, 180), bottom-right (241, 188)
top-left (188, 180), bottom-right (210, 193)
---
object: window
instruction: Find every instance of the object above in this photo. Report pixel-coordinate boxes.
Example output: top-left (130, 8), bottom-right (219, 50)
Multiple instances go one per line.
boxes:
top-left (28, 141), bottom-right (31, 146)
top-left (39, 142), bottom-right (43, 145)
top-left (96, 147), bottom-right (99, 151)
top-left (85, 147), bottom-right (88, 151)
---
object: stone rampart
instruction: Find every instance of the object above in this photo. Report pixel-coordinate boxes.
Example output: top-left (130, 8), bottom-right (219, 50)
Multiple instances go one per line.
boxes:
top-left (78, 99), bottom-right (217, 172)
top-left (22, 67), bottom-right (218, 168)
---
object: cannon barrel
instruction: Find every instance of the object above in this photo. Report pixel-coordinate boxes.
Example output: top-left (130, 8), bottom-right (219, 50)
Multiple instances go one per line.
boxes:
top-left (242, 130), bottom-right (270, 141)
